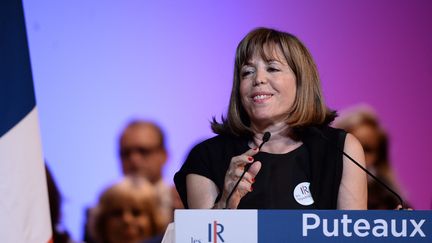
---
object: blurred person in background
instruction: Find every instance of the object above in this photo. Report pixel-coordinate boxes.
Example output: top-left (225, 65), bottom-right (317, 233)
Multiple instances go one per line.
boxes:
top-left (84, 120), bottom-right (182, 242)
top-left (46, 164), bottom-right (81, 243)
top-left (88, 176), bottom-right (165, 243)
top-left (333, 104), bottom-right (406, 209)
top-left (118, 120), bottom-right (183, 222)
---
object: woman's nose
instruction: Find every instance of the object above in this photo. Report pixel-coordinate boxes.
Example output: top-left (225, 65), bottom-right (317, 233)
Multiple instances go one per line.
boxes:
top-left (253, 69), bottom-right (267, 86)
top-left (121, 211), bottom-right (134, 223)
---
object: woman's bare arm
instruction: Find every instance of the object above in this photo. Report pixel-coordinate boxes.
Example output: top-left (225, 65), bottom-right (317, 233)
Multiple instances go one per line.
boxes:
top-left (186, 174), bottom-right (219, 208)
top-left (337, 133), bottom-right (368, 209)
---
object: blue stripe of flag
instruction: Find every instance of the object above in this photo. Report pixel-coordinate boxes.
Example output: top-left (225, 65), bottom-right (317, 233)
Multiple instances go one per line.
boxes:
top-left (0, 0), bottom-right (37, 138)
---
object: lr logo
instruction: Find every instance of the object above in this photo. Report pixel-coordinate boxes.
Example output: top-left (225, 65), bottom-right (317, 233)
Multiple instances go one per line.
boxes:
top-left (300, 185), bottom-right (309, 194)
top-left (293, 182), bottom-right (314, 206)
top-left (208, 220), bottom-right (224, 242)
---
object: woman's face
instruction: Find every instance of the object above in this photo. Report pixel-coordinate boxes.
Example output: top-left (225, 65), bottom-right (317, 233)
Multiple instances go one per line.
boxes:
top-left (104, 196), bottom-right (153, 243)
top-left (239, 45), bottom-right (296, 130)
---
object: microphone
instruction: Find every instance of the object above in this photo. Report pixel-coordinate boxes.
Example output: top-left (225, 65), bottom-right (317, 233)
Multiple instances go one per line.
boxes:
top-left (259, 132), bottom-right (271, 149)
top-left (310, 127), bottom-right (405, 209)
top-left (224, 132), bottom-right (271, 209)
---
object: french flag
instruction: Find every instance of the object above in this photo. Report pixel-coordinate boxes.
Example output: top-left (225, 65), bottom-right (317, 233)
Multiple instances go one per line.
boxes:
top-left (0, 0), bottom-right (52, 242)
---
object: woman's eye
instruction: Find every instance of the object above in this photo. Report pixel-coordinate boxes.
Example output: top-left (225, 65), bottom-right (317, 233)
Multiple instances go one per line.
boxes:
top-left (241, 70), bottom-right (254, 77)
top-left (108, 209), bottom-right (124, 218)
top-left (267, 67), bottom-right (279, 72)
top-left (131, 208), bottom-right (144, 217)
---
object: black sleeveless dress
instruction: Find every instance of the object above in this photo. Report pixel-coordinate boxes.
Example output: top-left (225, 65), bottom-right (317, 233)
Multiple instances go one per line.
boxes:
top-left (238, 145), bottom-right (314, 209)
top-left (174, 126), bottom-right (346, 209)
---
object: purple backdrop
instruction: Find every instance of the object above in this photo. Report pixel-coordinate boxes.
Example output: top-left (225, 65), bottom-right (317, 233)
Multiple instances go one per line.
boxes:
top-left (22, 0), bottom-right (432, 240)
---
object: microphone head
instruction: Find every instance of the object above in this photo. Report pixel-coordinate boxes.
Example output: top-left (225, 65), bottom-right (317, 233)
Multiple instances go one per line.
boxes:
top-left (263, 132), bottom-right (271, 142)
top-left (257, 132), bottom-right (271, 150)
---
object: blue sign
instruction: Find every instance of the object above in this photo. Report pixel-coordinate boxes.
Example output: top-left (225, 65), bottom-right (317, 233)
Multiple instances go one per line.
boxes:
top-left (258, 210), bottom-right (432, 242)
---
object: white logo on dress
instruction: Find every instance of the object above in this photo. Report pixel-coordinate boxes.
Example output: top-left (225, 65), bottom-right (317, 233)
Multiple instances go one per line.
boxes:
top-left (293, 182), bottom-right (314, 206)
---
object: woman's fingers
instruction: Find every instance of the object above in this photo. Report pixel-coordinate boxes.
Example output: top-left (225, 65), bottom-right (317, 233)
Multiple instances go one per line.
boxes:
top-left (223, 148), bottom-right (262, 208)
top-left (227, 148), bottom-right (259, 183)
top-left (230, 147), bottom-right (260, 167)
top-left (230, 167), bottom-right (256, 184)
top-left (229, 161), bottom-right (261, 196)
top-left (248, 161), bottom-right (262, 178)
top-left (237, 179), bottom-right (254, 194)
top-left (395, 204), bottom-right (413, 210)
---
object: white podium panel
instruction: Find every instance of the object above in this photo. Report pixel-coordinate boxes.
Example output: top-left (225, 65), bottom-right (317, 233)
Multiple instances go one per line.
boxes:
top-left (175, 209), bottom-right (257, 243)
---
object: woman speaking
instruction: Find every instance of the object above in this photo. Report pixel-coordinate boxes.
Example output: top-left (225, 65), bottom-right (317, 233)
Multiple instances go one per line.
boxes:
top-left (174, 27), bottom-right (367, 210)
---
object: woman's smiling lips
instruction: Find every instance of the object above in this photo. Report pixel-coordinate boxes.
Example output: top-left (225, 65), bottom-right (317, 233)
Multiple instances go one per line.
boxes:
top-left (250, 92), bottom-right (273, 103)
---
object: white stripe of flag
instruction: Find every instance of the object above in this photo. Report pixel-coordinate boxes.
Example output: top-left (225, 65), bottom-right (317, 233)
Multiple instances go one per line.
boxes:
top-left (0, 108), bottom-right (52, 243)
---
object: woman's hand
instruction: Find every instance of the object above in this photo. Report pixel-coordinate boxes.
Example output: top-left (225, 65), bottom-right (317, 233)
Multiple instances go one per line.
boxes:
top-left (215, 148), bottom-right (262, 209)
top-left (395, 204), bottom-right (413, 210)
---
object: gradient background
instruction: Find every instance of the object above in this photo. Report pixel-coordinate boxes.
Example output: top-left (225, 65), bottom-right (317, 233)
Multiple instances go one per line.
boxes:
top-left (22, 0), bottom-right (432, 240)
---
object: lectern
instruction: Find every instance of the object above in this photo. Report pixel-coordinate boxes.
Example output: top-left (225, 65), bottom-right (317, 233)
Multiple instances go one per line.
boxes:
top-left (173, 209), bottom-right (432, 242)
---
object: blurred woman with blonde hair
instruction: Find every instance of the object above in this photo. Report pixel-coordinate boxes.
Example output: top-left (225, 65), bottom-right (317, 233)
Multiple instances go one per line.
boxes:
top-left (89, 177), bottom-right (166, 243)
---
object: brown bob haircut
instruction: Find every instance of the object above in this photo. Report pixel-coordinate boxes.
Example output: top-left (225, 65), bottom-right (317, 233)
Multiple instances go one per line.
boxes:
top-left (211, 27), bottom-right (335, 137)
